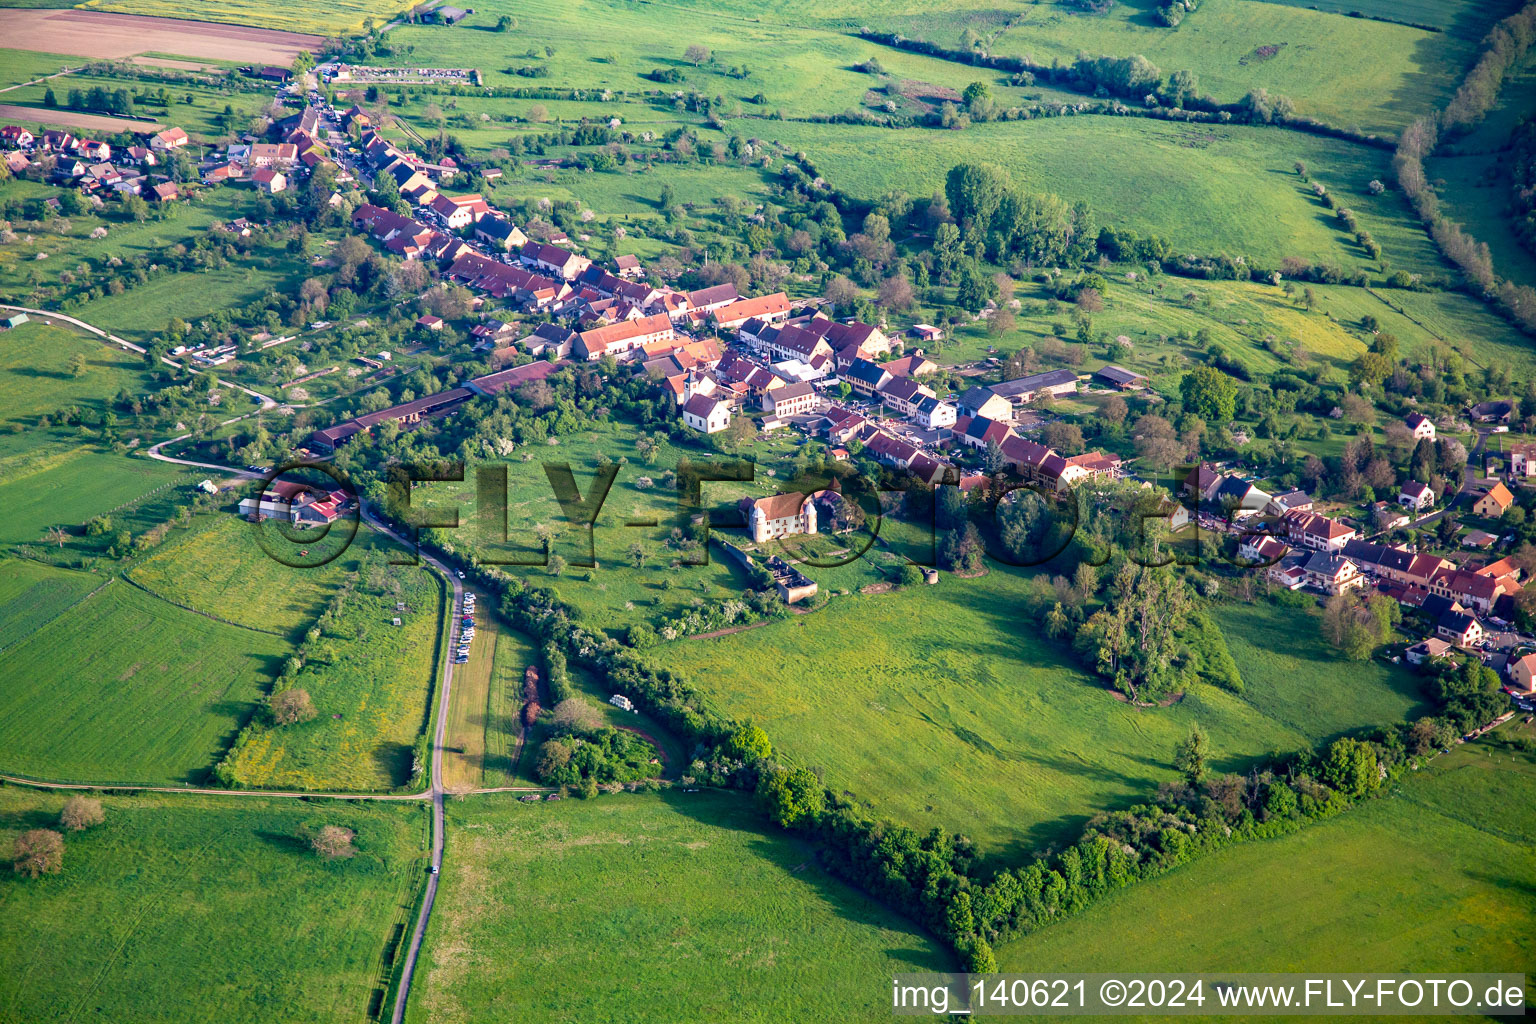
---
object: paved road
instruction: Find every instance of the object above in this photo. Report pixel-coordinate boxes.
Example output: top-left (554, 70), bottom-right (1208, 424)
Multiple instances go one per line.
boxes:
top-left (1406, 429), bottom-right (1490, 531)
top-left (377, 502), bottom-right (461, 1024)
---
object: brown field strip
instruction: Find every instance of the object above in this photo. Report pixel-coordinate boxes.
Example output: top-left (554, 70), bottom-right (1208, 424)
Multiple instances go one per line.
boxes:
top-left (0, 9), bottom-right (321, 64)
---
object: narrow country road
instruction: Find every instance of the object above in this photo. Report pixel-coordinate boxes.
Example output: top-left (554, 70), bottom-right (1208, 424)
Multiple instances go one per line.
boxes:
top-left (369, 505), bottom-right (461, 1024)
top-left (0, 302), bottom-right (277, 408)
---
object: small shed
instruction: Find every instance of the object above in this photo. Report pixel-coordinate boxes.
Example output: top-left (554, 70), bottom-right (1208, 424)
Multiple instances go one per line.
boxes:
top-left (2, 312), bottom-right (29, 329)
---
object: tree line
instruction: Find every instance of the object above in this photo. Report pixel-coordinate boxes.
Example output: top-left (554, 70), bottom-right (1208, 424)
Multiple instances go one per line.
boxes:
top-left (1394, 1), bottom-right (1536, 336)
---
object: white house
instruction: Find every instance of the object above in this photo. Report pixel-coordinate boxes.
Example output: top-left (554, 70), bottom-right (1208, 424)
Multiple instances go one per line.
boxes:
top-left (1398, 481), bottom-right (1434, 511)
top-left (1405, 412), bottom-right (1436, 442)
top-left (742, 492), bottom-right (816, 543)
top-left (682, 393), bottom-right (730, 433)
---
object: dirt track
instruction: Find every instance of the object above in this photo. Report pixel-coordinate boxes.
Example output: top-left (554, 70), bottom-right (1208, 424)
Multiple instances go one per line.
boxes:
top-left (0, 8), bottom-right (321, 64)
top-left (0, 103), bottom-right (161, 135)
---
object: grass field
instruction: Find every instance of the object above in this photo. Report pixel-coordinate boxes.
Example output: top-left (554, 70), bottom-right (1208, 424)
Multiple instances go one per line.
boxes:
top-left (0, 787), bottom-right (428, 1024)
top-left (0, 559), bottom-right (102, 651)
top-left (1250, 0), bottom-right (1523, 37)
top-left (0, 322), bottom-right (159, 428)
top-left (440, 598), bottom-right (510, 792)
top-left (974, 0), bottom-right (1470, 137)
top-left (995, 720), bottom-right (1536, 990)
top-left (0, 46), bottom-right (77, 90)
top-left (755, 118), bottom-right (1428, 276)
top-left (0, 578), bottom-right (287, 784)
top-left (649, 575), bottom-right (1428, 861)
top-left (76, 0), bottom-right (411, 37)
top-left (73, 261), bottom-right (304, 346)
top-left (128, 515), bottom-right (363, 638)
top-left (217, 552), bottom-right (443, 791)
top-left (0, 186), bottom-right (249, 296)
top-left (403, 791), bottom-right (948, 1024)
top-left (0, 442), bottom-right (190, 548)
top-left (361, 0), bottom-right (1075, 122)
top-left (0, 71), bottom-right (272, 140)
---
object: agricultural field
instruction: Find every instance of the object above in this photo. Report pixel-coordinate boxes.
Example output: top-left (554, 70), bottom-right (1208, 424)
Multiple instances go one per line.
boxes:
top-left (995, 721), bottom-right (1536, 987)
top-left (403, 791), bottom-right (948, 1024)
top-left (359, 0), bottom-right (1076, 121)
top-left (78, 0), bottom-right (414, 37)
top-left (0, 441), bottom-right (191, 550)
top-left (216, 549), bottom-right (444, 791)
top-left (0, 321), bottom-right (158, 427)
top-left (0, 787), bottom-right (429, 1024)
top-left (128, 514), bottom-right (375, 639)
top-left (0, 8), bottom-right (322, 64)
top-left (0, 559), bottom-right (102, 651)
top-left (648, 571), bottom-right (1428, 860)
top-left (0, 578), bottom-right (287, 785)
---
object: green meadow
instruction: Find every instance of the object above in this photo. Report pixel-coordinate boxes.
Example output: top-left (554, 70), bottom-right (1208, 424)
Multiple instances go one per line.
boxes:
top-left (128, 514), bottom-right (369, 638)
top-left (0, 787), bottom-right (428, 1024)
top-left (0, 579), bottom-right (286, 784)
top-left (403, 791), bottom-right (948, 1024)
top-left (0, 560), bottom-right (102, 651)
top-left (217, 551), bottom-right (443, 792)
top-left (0, 443), bottom-right (190, 549)
top-left (648, 572), bottom-right (1427, 860)
top-left (995, 721), bottom-right (1536, 989)
top-left (756, 118), bottom-right (1426, 274)
top-left (0, 322), bottom-right (158, 427)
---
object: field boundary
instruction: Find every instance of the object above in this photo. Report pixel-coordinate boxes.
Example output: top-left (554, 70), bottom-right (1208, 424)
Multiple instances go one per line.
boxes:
top-left (118, 571), bottom-right (290, 637)
top-left (0, 569), bottom-right (114, 656)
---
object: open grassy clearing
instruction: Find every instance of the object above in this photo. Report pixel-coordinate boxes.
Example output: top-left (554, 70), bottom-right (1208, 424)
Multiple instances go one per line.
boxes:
top-left (128, 514), bottom-right (363, 638)
top-left (1212, 602), bottom-right (1430, 739)
top-left (440, 602), bottom-right (504, 792)
top-left (0, 559), bottom-right (102, 651)
top-left (0, 46), bottom-right (77, 90)
top-left (0, 444), bottom-right (190, 548)
top-left (754, 118), bottom-right (1435, 276)
top-left (977, 0), bottom-right (1465, 137)
top-left (0, 578), bottom-right (286, 784)
top-left (995, 721), bottom-right (1536, 989)
top-left (0, 186), bottom-right (251, 296)
top-left (0, 8), bottom-right (321, 64)
top-left (1, 71), bottom-right (273, 140)
top-left (362, 0), bottom-right (1075, 121)
top-left (0, 321), bottom-right (159, 427)
top-left (1427, 50), bottom-right (1536, 291)
top-left (0, 787), bottom-right (428, 1024)
top-left (406, 423), bottom-right (783, 640)
top-left (217, 551), bottom-right (443, 791)
top-left (934, 273), bottom-right (1536, 392)
top-left (647, 573), bottom-right (1428, 860)
top-left (1250, 0), bottom-right (1523, 37)
top-left (557, 0), bottom-right (1493, 137)
top-left (403, 790), bottom-right (947, 1024)
top-left (71, 261), bottom-right (303, 346)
